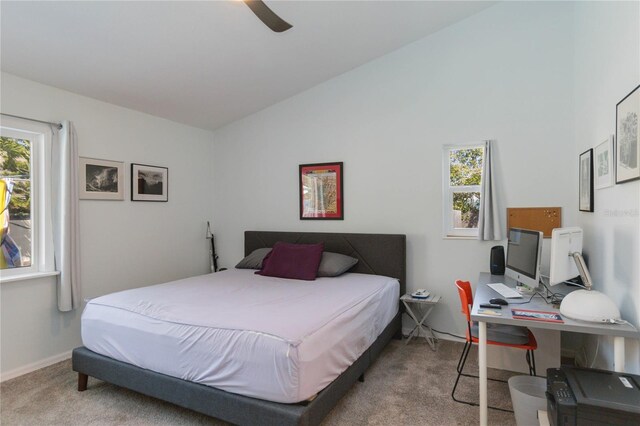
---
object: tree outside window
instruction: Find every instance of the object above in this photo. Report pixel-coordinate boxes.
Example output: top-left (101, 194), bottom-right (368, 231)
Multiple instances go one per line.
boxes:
top-left (443, 145), bottom-right (484, 238)
top-left (0, 136), bottom-right (32, 269)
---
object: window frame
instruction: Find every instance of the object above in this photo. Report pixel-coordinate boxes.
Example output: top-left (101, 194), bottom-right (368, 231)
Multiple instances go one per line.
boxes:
top-left (1, 118), bottom-right (55, 281)
top-left (442, 143), bottom-right (485, 239)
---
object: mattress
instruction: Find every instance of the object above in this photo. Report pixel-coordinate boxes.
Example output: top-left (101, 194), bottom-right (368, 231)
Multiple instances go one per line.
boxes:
top-left (81, 269), bottom-right (399, 403)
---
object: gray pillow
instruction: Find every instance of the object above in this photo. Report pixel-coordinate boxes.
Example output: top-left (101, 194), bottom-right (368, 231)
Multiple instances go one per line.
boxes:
top-left (317, 252), bottom-right (359, 277)
top-left (235, 248), bottom-right (272, 269)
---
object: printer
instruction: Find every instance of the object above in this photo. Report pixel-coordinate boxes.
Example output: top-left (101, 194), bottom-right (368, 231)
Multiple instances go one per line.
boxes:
top-left (546, 366), bottom-right (640, 425)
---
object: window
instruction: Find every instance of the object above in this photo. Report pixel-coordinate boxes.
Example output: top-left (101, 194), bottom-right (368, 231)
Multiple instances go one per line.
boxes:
top-left (0, 119), bottom-right (54, 280)
top-left (443, 144), bottom-right (484, 238)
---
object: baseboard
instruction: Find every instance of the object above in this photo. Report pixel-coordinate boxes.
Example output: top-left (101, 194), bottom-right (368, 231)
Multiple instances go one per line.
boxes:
top-left (0, 350), bottom-right (73, 382)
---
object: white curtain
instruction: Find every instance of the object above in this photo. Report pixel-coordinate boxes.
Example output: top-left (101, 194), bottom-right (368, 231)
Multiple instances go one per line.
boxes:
top-left (52, 121), bottom-right (81, 311)
top-left (478, 140), bottom-right (502, 241)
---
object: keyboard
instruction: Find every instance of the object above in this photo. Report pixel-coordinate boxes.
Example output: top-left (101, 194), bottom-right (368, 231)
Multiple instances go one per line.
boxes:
top-left (487, 283), bottom-right (523, 299)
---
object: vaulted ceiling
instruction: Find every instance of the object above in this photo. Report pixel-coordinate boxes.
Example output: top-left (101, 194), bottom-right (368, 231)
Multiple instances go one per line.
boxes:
top-left (1, 1), bottom-right (495, 130)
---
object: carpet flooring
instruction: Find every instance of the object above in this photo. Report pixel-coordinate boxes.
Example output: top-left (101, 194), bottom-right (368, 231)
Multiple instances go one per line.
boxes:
top-left (1, 339), bottom-right (518, 425)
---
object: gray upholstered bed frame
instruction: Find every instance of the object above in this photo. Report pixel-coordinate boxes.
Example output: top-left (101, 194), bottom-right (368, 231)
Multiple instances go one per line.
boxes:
top-left (72, 231), bottom-right (406, 426)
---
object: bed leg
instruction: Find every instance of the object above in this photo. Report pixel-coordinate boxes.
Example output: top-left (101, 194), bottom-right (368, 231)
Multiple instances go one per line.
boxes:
top-left (78, 373), bottom-right (88, 391)
top-left (358, 373), bottom-right (365, 383)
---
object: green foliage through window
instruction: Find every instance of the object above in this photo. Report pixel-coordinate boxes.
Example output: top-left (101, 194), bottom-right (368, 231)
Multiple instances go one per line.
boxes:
top-left (448, 146), bottom-right (483, 230)
top-left (0, 136), bottom-right (31, 220)
top-left (450, 148), bottom-right (483, 186)
top-left (453, 192), bottom-right (480, 228)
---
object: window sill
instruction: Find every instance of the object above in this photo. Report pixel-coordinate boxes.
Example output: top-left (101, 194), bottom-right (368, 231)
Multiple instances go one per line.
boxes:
top-left (0, 270), bottom-right (60, 284)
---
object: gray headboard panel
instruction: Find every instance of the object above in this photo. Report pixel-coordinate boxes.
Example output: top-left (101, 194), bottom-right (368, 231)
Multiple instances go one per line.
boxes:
top-left (244, 231), bottom-right (406, 296)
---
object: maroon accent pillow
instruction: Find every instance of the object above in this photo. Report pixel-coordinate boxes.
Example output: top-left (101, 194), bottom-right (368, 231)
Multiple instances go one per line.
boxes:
top-left (256, 242), bottom-right (324, 281)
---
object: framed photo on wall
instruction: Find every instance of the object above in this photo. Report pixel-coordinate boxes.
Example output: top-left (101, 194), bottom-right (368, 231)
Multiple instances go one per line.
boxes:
top-left (79, 157), bottom-right (124, 200)
top-left (579, 149), bottom-right (594, 212)
top-left (616, 84), bottom-right (640, 184)
top-left (299, 162), bottom-right (343, 220)
top-left (131, 163), bottom-right (168, 202)
top-left (594, 135), bottom-right (614, 189)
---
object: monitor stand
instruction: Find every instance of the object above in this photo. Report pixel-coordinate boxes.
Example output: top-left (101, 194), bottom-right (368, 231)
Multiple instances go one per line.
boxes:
top-left (560, 290), bottom-right (620, 322)
top-left (515, 280), bottom-right (539, 295)
top-left (558, 253), bottom-right (621, 323)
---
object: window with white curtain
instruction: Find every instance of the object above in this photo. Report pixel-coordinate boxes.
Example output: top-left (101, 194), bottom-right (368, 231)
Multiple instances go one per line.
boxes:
top-left (0, 119), bottom-right (54, 281)
top-left (442, 144), bottom-right (485, 238)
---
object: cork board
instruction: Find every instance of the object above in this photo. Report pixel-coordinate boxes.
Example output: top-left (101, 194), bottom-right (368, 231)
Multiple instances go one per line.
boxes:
top-left (507, 207), bottom-right (561, 237)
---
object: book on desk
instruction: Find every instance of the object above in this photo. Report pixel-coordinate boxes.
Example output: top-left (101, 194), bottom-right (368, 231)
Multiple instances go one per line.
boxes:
top-left (511, 308), bottom-right (564, 323)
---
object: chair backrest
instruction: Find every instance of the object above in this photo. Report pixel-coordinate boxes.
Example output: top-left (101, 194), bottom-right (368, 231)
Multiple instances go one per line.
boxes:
top-left (455, 280), bottom-right (473, 322)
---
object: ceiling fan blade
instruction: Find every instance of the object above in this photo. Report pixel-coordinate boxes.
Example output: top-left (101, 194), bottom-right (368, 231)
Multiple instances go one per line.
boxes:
top-left (244, 0), bottom-right (292, 33)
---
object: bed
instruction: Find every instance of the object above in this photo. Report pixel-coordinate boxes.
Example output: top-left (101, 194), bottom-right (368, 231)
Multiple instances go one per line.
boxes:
top-left (72, 231), bottom-right (406, 425)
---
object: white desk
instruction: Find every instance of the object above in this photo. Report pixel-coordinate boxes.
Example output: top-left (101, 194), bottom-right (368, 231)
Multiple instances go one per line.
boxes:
top-left (471, 273), bottom-right (639, 426)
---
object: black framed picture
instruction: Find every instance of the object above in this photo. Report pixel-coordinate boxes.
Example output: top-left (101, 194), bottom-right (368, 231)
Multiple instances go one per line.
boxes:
top-left (616, 84), bottom-right (640, 184)
top-left (299, 162), bottom-right (343, 220)
top-left (579, 149), bottom-right (594, 212)
top-left (131, 163), bottom-right (168, 202)
top-left (79, 157), bottom-right (124, 200)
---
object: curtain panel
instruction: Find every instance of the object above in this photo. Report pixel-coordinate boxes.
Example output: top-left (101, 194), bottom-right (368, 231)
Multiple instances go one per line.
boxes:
top-left (52, 121), bottom-right (81, 311)
top-left (478, 140), bottom-right (502, 241)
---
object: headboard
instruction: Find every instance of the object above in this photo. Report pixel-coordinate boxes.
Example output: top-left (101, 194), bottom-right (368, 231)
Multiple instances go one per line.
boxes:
top-left (244, 231), bottom-right (406, 296)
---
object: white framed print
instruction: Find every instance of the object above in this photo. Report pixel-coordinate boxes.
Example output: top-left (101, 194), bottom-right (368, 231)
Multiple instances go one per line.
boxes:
top-left (616, 85), bottom-right (640, 184)
top-left (594, 135), bottom-right (614, 189)
top-left (131, 163), bottom-right (168, 202)
top-left (79, 157), bottom-right (125, 200)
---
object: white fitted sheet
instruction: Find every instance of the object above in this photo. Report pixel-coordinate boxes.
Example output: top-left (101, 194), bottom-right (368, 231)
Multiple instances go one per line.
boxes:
top-left (81, 269), bottom-right (399, 403)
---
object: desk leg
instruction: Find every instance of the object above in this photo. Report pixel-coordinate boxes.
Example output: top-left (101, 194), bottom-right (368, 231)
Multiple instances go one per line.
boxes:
top-left (613, 337), bottom-right (625, 372)
top-left (479, 321), bottom-right (488, 426)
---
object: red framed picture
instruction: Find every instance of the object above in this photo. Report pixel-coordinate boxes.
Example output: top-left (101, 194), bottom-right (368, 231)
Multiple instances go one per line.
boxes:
top-left (299, 162), bottom-right (343, 220)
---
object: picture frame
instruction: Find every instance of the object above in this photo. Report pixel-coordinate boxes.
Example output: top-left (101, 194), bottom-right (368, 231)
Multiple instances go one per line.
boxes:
top-left (579, 149), bottom-right (594, 212)
top-left (594, 135), bottom-right (614, 189)
top-left (299, 162), bottom-right (343, 220)
top-left (79, 157), bottom-right (124, 200)
top-left (616, 84), bottom-right (640, 184)
top-left (131, 163), bottom-right (168, 202)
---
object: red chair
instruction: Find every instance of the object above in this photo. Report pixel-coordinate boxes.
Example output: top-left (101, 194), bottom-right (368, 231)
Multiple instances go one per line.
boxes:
top-left (452, 280), bottom-right (537, 411)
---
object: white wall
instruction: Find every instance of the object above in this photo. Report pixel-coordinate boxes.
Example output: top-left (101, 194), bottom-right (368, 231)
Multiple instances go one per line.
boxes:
top-left (212, 2), bottom-right (576, 339)
top-left (0, 73), bottom-right (215, 377)
top-left (4, 0), bottom-right (635, 380)
top-left (572, 1), bottom-right (640, 373)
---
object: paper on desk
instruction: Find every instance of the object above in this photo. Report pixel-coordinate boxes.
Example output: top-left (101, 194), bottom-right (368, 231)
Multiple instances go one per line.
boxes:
top-left (478, 309), bottom-right (502, 316)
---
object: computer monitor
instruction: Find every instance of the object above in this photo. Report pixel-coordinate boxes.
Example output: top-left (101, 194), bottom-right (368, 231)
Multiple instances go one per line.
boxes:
top-left (548, 226), bottom-right (621, 322)
top-left (505, 228), bottom-right (543, 290)
top-left (549, 227), bottom-right (584, 286)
